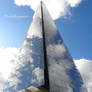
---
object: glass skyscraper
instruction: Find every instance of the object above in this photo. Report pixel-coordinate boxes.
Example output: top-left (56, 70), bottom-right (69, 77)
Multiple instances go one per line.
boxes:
top-left (3, 1), bottom-right (87, 92)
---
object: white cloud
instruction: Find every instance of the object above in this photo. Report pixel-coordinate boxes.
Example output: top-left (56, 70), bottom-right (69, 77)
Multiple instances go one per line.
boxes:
top-left (31, 67), bottom-right (44, 84)
top-left (67, 0), bottom-right (82, 7)
top-left (46, 43), bottom-right (86, 91)
top-left (14, 0), bottom-right (83, 19)
top-left (74, 59), bottom-right (92, 92)
top-left (47, 43), bottom-right (67, 58)
top-left (0, 47), bottom-right (19, 92)
top-left (0, 47), bottom-right (19, 79)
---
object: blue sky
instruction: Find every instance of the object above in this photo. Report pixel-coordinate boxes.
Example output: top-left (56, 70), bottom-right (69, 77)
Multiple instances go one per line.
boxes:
top-left (57, 0), bottom-right (92, 60)
top-left (0, 0), bottom-right (34, 48)
top-left (0, 0), bottom-right (92, 60)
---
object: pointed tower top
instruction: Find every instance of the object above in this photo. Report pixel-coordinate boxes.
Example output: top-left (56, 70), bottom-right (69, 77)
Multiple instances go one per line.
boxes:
top-left (3, 1), bottom-right (87, 92)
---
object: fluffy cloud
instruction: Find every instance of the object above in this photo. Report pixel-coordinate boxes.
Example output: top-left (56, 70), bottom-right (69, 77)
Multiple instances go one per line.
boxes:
top-left (67, 0), bottom-right (82, 7)
top-left (0, 47), bottom-right (19, 79)
top-left (14, 0), bottom-right (83, 19)
top-left (74, 59), bottom-right (92, 92)
top-left (0, 47), bottom-right (19, 92)
top-left (31, 67), bottom-right (44, 84)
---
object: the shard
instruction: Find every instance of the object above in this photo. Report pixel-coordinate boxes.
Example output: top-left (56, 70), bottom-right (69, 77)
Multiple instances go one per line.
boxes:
top-left (3, 1), bottom-right (87, 92)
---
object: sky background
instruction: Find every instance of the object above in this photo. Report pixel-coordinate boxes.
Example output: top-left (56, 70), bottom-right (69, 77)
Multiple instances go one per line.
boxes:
top-left (0, 0), bottom-right (92, 92)
top-left (0, 0), bottom-right (92, 59)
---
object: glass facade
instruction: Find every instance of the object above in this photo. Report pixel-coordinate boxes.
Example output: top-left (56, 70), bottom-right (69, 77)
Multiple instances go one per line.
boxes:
top-left (41, 2), bottom-right (87, 92)
top-left (3, 4), bottom-right (44, 92)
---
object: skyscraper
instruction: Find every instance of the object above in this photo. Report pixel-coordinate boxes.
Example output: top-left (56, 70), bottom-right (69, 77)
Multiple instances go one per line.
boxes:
top-left (3, 1), bottom-right (87, 92)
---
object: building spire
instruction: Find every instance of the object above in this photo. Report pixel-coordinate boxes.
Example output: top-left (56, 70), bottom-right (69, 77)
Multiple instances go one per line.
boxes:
top-left (41, 1), bottom-right (50, 89)
top-left (3, 1), bottom-right (87, 92)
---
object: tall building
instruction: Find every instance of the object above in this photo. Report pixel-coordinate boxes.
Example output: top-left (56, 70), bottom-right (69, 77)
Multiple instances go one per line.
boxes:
top-left (3, 1), bottom-right (87, 92)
